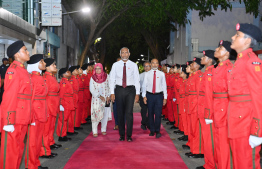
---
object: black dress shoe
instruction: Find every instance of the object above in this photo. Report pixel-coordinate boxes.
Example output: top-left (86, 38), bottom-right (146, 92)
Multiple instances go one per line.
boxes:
top-left (156, 132), bottom-right (161, 138)
top-left (119, 137), bottom-right (125, 141)
top-left (164, 118), bottom-right (168, 121)
top-left (185, 152), bottom-right (192, 156)
top-left (74, 127), bottom-right (83, 130)
top-left (189, 154), bottom-right (204, 158)
top-left (127, 137), bottom-right (133, 142)
top-left (174, 130), bottom-right (184, 135)
top-left (178, 136), bottom-right (185, 140)
top-left (182, 135), bottom-right (188, 141)
top-left (141, 125), bottom-right (147, 130)
top-left (182, 145), bottom-right (190, 150)
top-left (58, 137), bottom-right (68, 142)
top-left (170, 126), bottom-right (177, 129)
top-left (38, 166), bottom-right (48, 169)
top-left (166, 121), bottom-right (172, 125)
top-left (149, 132), bottom-right (155, 136)
top-left (50, 145), bottom-right (58, 150)
top-left (51, 152), bottom-right (58, 157)
top-left (40, 155), bottom-right (54, 159)
top-left (54, 143), bottom-right (62, 148)
top-left (196, 166), bottom-right (205, 169)
top-left (67, 132), bottom-right (78, 135)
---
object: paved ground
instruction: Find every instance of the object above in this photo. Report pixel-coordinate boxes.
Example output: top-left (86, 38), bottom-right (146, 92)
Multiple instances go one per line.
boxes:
top-left (18, 103), bottom-right (204, 169)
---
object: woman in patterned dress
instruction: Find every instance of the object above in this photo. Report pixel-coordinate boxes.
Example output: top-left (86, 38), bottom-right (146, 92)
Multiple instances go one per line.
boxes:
top-left (89, 63), bottom-right (110, 137)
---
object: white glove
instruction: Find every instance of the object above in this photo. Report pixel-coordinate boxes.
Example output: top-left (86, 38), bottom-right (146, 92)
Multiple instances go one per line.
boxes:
top-left (60, 105), bottom-right (64, 111)
top-left (3, 125), bottom-right (15, 133)
top-left (31, 122), bottom-right (36, 126)
top-left (249, 135), bottom-right (262, 148)
top-left (205, 119), bottom-right (213, 125)
top-left (173, 98), bottom-right (176, 102)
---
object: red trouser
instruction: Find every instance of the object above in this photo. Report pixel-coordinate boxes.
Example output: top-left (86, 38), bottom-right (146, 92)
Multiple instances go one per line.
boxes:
top-left (178, 111), bottom-right (183, 131)
top-left (25, 120), bottom-right (45, 169)
top-left (40, 116), bottom-right (53, 156)
top-left (214, 126), bottom-right (230, 169)
top-left (173, 103), bottom-right (179, 127)
top-left (186, 114), bottom-right (192, 147)
top-left (200, 119), bottom-right (216, 169)
top-left (87, 99), bottom-right (91, 117)
top-left (229, 136), bottom-right (260, 169)
top-left (75, 101), bottom-right (84, 127)
top-left (0, 124), bottom-right (28, 169)
top-left (56, 109), bottom-right (73, 137)
top-left (48, 115), bottom-right (57, 146)
top-left (181, 113), bottom-right (187, 135)
top-left (190, 113), bottom-right (204, 154)
top-left (68, 109), bottom-right (76, 132)
top-left (81, 101), bottom-right (88, 124)
top-left (167, 99), bottom-right (174, 122)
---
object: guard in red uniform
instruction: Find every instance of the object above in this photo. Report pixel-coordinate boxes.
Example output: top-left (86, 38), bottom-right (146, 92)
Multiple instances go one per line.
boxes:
top-left (56, 68), bottom-right (74, 142)
top-left (0, 41), bottom-right (33, 169)
top-left (75, 65), bottom-right (84, 130)
top-left (25, 54), bottom-right (49, 169)
top-left (197, 50), bottom-right (217, 169)
top-left (161, 64), bottom-right (168, 119)
top-left (213, 40), bottom-right (233, 169)
top-left (85, 62), bottom-right (94, 122)
top-left (166, 66), bottom-right (175, 124)
top-left (81, 63), bottom-right (89, 124)
top-left (182, 61), bottom-right (193, 149)
top-left (67, 66), bottom-right (79, 135)
top-left (228, 23), bottom-right (262, 169)
top-left (187, 58), bottom-right (204, 158)
top-left (177, 65), bottom-right (188, 141)
top-left (40, 58), bottom-right (61, 159)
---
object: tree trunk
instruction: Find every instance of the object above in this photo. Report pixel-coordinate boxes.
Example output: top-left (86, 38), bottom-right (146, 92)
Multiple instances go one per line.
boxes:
top-left (99, 36), bottom-right (106, 65)
top-left (141, 31), bottom-right (162, 61)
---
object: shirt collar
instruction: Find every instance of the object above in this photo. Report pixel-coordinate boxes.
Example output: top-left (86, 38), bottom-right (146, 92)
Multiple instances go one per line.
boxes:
top-left (218, 59), bottom-right (231, 67)
top-left (205, 65), bottom-right (214, 71)
top-left (32, 71), bottom-right (41, 76)
top-left (237, 48), bottom-right (253, 60)
top-left (13, 60), bottom-right (25, 68)
top-left (45, 71), bottom-right (54, 76)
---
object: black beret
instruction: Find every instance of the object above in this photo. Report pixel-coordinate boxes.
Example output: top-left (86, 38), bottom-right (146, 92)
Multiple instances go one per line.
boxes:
top-left (2, 58), bottom-right (8, 62)
top-left (164, 64), bottom-right (169, 67)
top-left (69, 66), bottom-right (77, 73)
top-left (186, 61), bottom-right (193, 66)
top-left (76, 65), bottom-right (80, 69)
top-left (203, 50), bottom-right (215, 60)
top-left (27, 54), bottom-right (43, 64)
top-left (7, 40), bottom-right (25, 58)
top-left (171, 65), bottom-right (175, 68)
top-left (59, 68), bottom-right (67, 77)
top-left (218, 40), bottom-right (232, 52)
top-left (89, 62), bottom-right (95, 66)
top-left (236, 23), bottom-right (262, 42)
top-left (181, 64), bottom-right (187, 74)
top-left (81, 63), bottom-right (88, 70)
top-left (175, 64), bottom-right (181, 68)
top-left (44, 58), bottom-right (55, 67)
top-left (193, 57), bottom-right (204, 68)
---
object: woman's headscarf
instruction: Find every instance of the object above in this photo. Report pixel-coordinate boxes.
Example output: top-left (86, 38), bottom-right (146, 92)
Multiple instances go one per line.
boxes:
top-left (27, 61), bottom-right (42, 74)
top-left (92, 63), bottom-right (107, 83)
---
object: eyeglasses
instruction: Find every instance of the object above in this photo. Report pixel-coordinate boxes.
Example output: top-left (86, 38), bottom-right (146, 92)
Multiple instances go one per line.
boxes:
top-left (144, 65), bottom-right (150, 67)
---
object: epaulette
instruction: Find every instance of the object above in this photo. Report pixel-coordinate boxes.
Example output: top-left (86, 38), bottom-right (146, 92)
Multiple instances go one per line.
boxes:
top-left (10, 63), bottom-right (17, 69)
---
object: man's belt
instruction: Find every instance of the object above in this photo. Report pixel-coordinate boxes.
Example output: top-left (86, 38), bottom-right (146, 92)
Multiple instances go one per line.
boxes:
top-left (180, 94), bottom-right (185, 98)
top-left (188, 91), bottom-right (197, 95)
top-left (17, 93), bottom-right (32, 100)
top-left (34, 95), bottom-right (46, 100)
top-left (199, 91), bottom-right (205, 96)
top-left (48, 91), bottom-right (59, 96)
top-left (213, 92), bottom-right (228, 98)
top-left (146, 91), bottom-right (163, 95)
top-left (229, 94), bottom-right (251, 102)
top-left (79, 88), bottom-right (84, 91)
top-left (64, 93), bottom-right (73, 97)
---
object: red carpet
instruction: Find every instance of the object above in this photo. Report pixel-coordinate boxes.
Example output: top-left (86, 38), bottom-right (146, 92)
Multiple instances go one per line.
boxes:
top-left (64, 113), bottom-right (188, 169)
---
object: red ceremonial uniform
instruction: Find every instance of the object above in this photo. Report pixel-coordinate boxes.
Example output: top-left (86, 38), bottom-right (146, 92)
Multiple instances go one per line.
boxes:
top-left (185, 74), bottom-right (192, 147)
top-left (56, 77), bottom-right (75, 137)
top-left (0, 61), bottom-right (33, 169)
top-left (199, 65), bottom-right (216, 169)
top-left (188, 70), bottom-right (204, 154)
top-left (75, 74), bottom-right (84, 127)
top-left (174, 75), bottom-right (182, 128)
top-left (68, 75), bottom-right (79, 133)
top-left (166, 73), bottom-right (175, 122)
top-left (25, 71), bottom-right (48, 169)
top-left (213, 59), bottom-right (233, 169)
top-left (179, 79), bottom-right (187, 133)
top-left (82, 72), bottom-right (92, 123)
top-left (162, 73), bottom-right (169, 117)
top-left (40, 72), bottom-right (60, 156)
top-left (228, 48), bottom-right (262, 169)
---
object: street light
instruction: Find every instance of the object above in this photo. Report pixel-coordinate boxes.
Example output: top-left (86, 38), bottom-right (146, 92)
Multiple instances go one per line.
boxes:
top-left (62, 7), bottom-right (91, 15)
top-left (141, 54), bottom-right (144, 57)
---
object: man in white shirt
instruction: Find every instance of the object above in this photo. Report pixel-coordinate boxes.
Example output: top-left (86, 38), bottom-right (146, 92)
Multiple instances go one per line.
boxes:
top-left (143, 58), bottom-right (167, 138)
top-left (139, 61), bottom-right (151, 130)
top-left (110, 47), bottom-right (140, 142)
